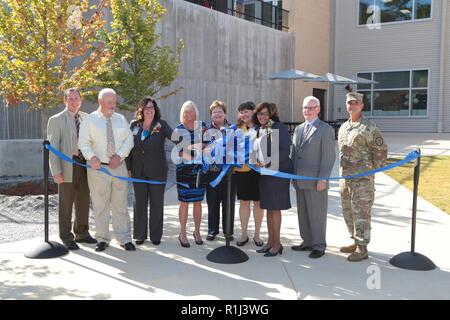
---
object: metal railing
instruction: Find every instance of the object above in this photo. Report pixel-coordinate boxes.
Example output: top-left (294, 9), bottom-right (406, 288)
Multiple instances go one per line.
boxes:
top-left (184, 0), bottom-right (289, 31)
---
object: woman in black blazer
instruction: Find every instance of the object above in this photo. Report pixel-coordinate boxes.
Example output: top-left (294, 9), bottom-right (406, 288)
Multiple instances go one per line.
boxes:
top-left (126, 97), bottom-right (173, 245)
top-left (253, 102), bottom-right (293, 257)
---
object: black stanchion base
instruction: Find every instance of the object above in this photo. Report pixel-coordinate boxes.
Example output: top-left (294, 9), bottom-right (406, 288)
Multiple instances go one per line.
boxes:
top-left (24, 241), bottom-right (69, 259)
top-left (207, 246), bottom-right (249, 264)
top-left (390, 251), bottom-right (436, 271)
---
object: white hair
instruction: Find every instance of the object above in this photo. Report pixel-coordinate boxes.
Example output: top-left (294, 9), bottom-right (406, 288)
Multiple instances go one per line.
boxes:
top-left (303, 96), bottom-right (320, 107)
top-left (98, 88), bottom-right (116, 100)
top-left (180, 100), bottom-right (199, 123)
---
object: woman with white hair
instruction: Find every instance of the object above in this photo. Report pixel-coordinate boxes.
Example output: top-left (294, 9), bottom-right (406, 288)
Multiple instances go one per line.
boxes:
top-left (174, 100), bottom-right (207, 248)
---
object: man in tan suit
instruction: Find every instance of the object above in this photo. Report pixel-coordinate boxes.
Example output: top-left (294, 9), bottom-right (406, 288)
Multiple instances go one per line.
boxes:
top-left (47, 88), bottom-right (96, 250)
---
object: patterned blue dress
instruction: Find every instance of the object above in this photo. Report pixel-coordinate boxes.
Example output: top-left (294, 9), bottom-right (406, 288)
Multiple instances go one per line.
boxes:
top-left (175, 122), bottom-right (207, 202)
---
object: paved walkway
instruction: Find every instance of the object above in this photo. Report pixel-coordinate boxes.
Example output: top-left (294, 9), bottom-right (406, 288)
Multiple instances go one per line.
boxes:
top-left (0, 135), bottom-right (449, 300)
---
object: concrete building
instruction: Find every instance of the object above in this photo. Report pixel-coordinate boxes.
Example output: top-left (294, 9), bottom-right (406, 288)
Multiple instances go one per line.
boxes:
top-left (332, 0), bottom-right (448, 133)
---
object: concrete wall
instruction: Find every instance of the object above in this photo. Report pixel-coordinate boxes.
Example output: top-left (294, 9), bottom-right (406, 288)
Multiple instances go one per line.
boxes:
top-left (158, 0), bottom-right (294, 125)
top-left (0, 140), bottom-right (42, 176)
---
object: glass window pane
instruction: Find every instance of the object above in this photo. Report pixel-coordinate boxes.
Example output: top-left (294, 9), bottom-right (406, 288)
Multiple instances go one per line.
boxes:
top-left (373, 90), bottom-right (409, 116)
top-left (377, 0), bottom-right (412, 23)
top-left (414, 0), bottom-right (432, 19)
top-left (412, 70), bottom-right (428, 87)
top-left (411, 90), bottom-right (428, 115)
top-left (358, 90), bottom-right (372, 116)
top-left (374, 71), bottom-right (410, 89)
top-left (359, 0), bottom-right (375, 25)
top-left (357, 72), bottom-right (372, 90)
top-left (262, 2), bottom-right (273, 28)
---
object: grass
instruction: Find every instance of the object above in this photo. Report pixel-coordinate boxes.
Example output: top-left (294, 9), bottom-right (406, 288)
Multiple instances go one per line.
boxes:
top-left (384, 155), bottom-right (450, 214)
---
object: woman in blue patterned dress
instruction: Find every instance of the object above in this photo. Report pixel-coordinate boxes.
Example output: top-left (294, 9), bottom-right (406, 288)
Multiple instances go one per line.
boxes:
top-left (174, 101), bottom-right (207, 248)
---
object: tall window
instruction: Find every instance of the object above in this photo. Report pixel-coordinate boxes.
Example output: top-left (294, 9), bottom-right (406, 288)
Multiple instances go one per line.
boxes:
top-left (357, 70), bottom-right (429, 117)
top-left (359, 0), bottom-right (432, 25)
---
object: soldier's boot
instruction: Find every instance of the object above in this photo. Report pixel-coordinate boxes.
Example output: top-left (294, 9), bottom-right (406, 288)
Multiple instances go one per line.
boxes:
top-left (347, 245), bottom-right (368, 262)
top-left (340, 243), bottom-right (357, 253)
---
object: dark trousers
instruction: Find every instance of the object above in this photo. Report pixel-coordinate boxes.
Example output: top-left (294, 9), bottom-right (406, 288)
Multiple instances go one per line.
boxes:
top-left (133, 182), bottom-right (165, 242)
top-left (206, 175), bottom-right (236, 236)
top-left (58, 163), bottom-right (90, 242)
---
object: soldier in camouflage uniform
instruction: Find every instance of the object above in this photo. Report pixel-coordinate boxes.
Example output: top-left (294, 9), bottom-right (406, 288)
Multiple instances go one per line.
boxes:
top-left (338, 92), bottom-right (387, 262)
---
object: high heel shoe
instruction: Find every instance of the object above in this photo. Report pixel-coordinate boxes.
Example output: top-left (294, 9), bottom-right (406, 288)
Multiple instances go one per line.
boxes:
top-left (178, 234), bottom-right (190, 248)
top-left (193, 232), bottom-right (203, 245)
top-left (256, 246), bottom-right (271, 253)
top-left (264, 245), bottom-right (283, 257)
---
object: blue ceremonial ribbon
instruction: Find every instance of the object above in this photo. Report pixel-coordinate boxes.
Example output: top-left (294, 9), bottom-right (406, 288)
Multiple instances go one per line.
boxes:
top-left (46, 143), bottom-right (189, 188)
top-left (248, 150), bottom-right (420, 181)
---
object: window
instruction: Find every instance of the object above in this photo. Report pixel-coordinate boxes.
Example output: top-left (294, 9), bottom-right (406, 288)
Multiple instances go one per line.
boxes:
top-left (357, 70), bottom-right (429, 117)
top-left (359, 0), bottom-right (432, 25)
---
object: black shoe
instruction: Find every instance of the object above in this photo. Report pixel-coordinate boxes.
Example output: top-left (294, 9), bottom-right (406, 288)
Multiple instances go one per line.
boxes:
top-left (121, 242), bottom-right (136, 251)
top-left (178, 234), bottom-right (190, 248)
top-left (95, 242), bottom-right (108, 252)
top-left (253, 238), bottom-right (264, 247)
top-left (206, 233), bottom-right (216, 241)
top-left (64, 240), bottom-right (79, 250)
top-left (75, 235), bottom-right (97, 244)
top-left (193, 233), bottom-right (203, 245)
top-left (135, 240), bottom-right (145, 245)
top-left (264, 245), bottom-right (283, 257)
top-left (256, 246), bottom-right (271, 253)
top-left (152, 240), bottom-right (161, 245)
top-left (309, 250), bottom-right (325, 259)
top-left (291, 243), bottom-right (313, 251)
top-left (236, 237), bottom-right (249, 247)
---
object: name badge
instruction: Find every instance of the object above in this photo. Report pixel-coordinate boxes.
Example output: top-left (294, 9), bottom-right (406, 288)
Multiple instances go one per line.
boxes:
top-left (132, 126), bottom-right (140, 136)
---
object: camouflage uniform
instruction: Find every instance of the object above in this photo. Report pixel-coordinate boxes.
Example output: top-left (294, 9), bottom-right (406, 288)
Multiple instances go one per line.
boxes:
top-left (338, 116), bottom-right (387, 246)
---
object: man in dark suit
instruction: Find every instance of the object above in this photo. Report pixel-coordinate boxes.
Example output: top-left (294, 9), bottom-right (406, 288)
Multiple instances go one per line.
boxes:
top-left (290, 96), bottom-right (336, 258)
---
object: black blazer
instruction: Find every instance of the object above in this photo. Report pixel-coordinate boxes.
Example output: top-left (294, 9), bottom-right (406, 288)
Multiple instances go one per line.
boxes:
top-left (255, 121), bottom-right (293, 174)
top-left (126, 119), bottom-right (173, 181)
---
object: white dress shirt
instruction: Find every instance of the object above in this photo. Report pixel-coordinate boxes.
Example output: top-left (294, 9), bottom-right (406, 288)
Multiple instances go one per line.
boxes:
top-left (78, 109), bottom-right (134, 163)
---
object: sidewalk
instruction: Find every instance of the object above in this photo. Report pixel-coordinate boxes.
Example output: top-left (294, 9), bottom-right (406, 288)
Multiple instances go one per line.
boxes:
top-left (1, 135), bottom-right (450, 300)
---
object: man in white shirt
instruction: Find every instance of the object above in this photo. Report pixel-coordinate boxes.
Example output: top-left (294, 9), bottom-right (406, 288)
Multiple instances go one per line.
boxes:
top-left (79, 88), bottom-right (135, 252)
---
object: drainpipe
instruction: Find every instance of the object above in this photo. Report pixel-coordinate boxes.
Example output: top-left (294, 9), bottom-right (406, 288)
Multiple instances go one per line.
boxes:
top-left (438, 0), bottom-right (448, 133)
top-left (329, 0), bottom-right (336, 121)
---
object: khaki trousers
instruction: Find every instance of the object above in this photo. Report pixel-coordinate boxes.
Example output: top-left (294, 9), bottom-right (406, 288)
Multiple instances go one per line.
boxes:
top-left (87, 163), bottom-right (131, 244)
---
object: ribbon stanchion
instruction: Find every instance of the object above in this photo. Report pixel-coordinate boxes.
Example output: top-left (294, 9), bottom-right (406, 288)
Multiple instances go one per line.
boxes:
top-left (25, 141), bottom-right (69, 259)
top-left (389, 148), bottom-right (436, 271)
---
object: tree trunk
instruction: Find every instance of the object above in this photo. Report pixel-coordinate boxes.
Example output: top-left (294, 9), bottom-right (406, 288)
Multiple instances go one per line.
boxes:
top-left (41, 109), bottom-right (50, 140)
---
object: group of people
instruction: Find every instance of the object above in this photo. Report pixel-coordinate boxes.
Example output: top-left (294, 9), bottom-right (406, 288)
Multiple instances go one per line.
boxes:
top-left (47, 87), bottom-right (387, 262)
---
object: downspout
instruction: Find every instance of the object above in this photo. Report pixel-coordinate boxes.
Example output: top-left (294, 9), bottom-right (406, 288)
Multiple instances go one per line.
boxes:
top-left (329, 0), bottom-right (336, 120)
top-left (438, 0), bottom-right (448, 133)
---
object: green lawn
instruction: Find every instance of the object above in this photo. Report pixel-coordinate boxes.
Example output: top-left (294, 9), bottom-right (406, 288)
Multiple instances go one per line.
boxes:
top-left (385, 155), bottom-right (450, 214)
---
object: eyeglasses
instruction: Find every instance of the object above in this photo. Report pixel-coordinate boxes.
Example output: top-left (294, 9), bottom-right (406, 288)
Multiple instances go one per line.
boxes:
top-left (257, 112), bottom-right (269, 116)
top-left (303, 106), bottom-right (319, 110)
top-left (347, 100), bottom-right (360, 105)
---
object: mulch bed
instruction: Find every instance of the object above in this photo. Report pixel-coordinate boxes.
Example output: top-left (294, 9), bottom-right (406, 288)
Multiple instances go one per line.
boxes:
top-left (0, 181), bottom-right (58, 196)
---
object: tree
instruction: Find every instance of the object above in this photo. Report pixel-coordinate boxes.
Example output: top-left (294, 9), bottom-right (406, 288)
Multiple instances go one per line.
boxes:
top-left (99, 0), bottom-right (183, 110)
top-left (0, 0), bottom-right (112, 137)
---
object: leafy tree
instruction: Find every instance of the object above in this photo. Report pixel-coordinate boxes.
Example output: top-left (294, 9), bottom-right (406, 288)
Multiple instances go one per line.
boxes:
top-left (99, 0), bottom-right (183, 110)
top-left (0, 0), bottom-right (111, 136)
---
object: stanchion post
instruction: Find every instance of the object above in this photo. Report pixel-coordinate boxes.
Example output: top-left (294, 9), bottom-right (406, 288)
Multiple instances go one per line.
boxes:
top-left (24, 141), bottom-right (69, 259)
top-left (44, 140), bottom-right (50, 243)
top-left (389, 148), bottom-right (436, 271)
top-left (225, 169), bottom-right (232, 247)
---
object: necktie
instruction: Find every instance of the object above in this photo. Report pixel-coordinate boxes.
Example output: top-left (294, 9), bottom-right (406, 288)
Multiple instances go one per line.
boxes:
top-left (106, 118), bottom-right (116, 159)
top-left (74, 114), bottom-right (84, 160)
top-left (302, 123), bottom-right (310, 142)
